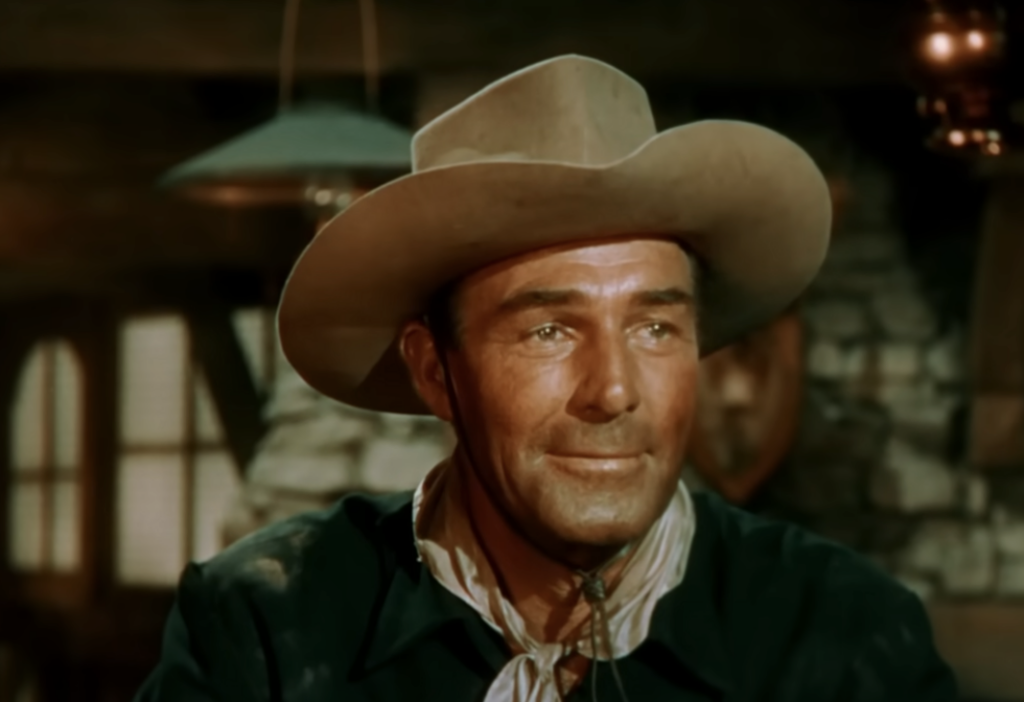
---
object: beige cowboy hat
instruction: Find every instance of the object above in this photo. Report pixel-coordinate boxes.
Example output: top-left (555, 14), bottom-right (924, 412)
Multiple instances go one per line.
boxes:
top-left (278, 55), bottom-right (832, 415)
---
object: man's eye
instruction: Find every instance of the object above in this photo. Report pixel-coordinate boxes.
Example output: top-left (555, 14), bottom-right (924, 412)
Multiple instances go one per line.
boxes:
top-left (643, 322), bottom-right (675, 339)
top-left (531, 324), bottom-right (564, 342)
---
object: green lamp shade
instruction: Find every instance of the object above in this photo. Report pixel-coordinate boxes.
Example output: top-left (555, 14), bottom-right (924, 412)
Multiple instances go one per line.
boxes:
top-left (161, 104), bottom-right (413, 206)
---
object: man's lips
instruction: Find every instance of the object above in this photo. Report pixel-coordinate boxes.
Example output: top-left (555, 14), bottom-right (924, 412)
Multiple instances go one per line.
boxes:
top-left (546, 451), bottom-right (647, 474)
top-left (548, 452), bottom-right (643, 459)
top-left (552, 456), bottom-right (638, 462)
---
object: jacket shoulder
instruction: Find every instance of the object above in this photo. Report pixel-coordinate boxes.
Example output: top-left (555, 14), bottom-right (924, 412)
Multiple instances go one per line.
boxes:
top-left (692, 490), bottom-right (951, 695)
top-left (196, 490), bottom-right (414, 598)
top-left (693, 490), bottom-right (917, 618)
top-left (140, 493), bottom-right (416, 702)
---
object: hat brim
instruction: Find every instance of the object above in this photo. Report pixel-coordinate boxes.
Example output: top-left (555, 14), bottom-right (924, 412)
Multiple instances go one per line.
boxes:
top-left (278, 119), bottom-right (832, 415)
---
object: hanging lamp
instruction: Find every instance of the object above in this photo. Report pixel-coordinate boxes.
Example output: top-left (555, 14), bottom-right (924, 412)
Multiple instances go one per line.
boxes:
top-left (160, 0), bottom-right (412, 212)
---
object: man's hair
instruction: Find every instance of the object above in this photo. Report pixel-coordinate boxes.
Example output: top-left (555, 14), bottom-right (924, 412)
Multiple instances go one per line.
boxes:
top-left (423, 243), bottom-right (701, 351)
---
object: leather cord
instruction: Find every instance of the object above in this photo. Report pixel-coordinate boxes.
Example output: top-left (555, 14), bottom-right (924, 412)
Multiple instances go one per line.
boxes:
top-left (577, 566), bottom-right (632, 702)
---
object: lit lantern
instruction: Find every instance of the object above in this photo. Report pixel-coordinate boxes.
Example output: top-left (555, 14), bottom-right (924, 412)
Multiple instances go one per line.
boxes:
top-left (918, 1), bottom-right (1006, 68)
top-left (925, 29), bottom-right (955, 62)
top-left (913, 0), bottom-right (1012, 157)
top-left (160, 0), bottom-right (411, 221)
top-left (160, 104), bottom-right (411, 217)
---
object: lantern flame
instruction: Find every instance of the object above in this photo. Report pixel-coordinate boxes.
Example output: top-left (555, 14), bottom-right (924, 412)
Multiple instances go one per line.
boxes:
top-left (926, 32), bottom-right (955, 61)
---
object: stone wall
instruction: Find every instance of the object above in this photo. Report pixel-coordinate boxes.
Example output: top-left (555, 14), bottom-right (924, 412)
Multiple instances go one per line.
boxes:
top-left (222, 357), bottom-right (453, 544)
top-left (745, 152), bottom-right (1024, 605)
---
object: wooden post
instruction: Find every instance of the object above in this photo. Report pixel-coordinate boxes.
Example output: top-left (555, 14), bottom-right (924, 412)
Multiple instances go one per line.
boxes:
top-left (968, 177), bottom-right (1024, 470)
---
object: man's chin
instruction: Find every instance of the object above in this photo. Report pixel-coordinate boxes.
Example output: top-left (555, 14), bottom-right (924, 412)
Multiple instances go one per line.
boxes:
top-left (535, 510), bottom-right (655, 557)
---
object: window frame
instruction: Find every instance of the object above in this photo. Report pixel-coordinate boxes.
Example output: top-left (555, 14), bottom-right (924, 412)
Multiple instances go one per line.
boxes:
top-left (8, 340), bottom-right (83, 573)
top-left (114, 310), bottom-right (238, 587)
top-left (0, 300), bottom-right (110, 608)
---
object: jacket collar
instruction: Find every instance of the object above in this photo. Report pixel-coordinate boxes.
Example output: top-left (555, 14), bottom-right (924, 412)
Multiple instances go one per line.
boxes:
top-left (362, 491), bottom-right (509, 673)
top-left (362, 489), bottom-right (733, 694)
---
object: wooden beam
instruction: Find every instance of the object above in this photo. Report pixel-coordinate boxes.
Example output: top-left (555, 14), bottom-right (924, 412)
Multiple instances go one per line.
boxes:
top-left (0, 1), bottom-right (392, 76)
top-left (0, 179), bottom-right (309, 268)
top-left (0, 0), bottom-right (905, 85)
top-left (185, 301), bottom-right (267, 474)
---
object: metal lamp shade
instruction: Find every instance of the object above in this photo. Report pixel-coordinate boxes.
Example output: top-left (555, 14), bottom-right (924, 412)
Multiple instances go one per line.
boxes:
top-left (161, 104), bottom-right (413, 207)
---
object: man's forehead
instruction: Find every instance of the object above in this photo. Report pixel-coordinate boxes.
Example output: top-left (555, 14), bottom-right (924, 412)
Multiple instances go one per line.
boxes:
top-left (463, 236), bottom-right (694, 297)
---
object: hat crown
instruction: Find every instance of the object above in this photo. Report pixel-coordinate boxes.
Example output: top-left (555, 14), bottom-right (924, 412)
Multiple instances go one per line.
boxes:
top-left (412, 56), bottom-right (658, 171)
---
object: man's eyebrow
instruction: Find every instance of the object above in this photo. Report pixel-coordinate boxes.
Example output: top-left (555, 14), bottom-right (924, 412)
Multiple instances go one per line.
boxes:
top-left (496, 288), bottom-right (585, 314)
top-left (495, 286), bottom-right (694, 315)
top-left (632, 287), bottom-right (694, 306)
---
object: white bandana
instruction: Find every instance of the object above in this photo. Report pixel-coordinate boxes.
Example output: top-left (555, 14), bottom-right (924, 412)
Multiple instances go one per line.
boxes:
top-left (412, 459), bottom-right (695, 702)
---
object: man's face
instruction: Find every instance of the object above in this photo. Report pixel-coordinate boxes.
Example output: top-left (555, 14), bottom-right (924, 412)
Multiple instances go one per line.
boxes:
top-left (406, 238), bottom-right (699, 559)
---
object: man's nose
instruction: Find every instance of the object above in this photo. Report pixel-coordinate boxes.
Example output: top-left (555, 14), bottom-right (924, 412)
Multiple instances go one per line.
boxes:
top-left (568, 332), bottom-right (641, 422)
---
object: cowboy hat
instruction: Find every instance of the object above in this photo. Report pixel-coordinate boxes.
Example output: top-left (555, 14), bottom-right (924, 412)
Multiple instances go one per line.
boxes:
top-left (278, 55), bottom-right (832, 415)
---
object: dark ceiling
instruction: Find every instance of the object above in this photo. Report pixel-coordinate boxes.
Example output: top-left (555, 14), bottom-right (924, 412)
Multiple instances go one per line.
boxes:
top-left (0, 0), bottom-right (911, 85)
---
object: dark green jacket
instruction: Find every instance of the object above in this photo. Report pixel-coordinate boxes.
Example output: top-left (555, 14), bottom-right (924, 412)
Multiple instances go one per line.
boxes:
top-left (136, 490), bottom-right (958, 701)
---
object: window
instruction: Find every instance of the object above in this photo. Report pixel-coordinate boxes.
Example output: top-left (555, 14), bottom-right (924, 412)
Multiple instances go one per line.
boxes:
top-left (6, 340), bottom-right (83, 573)
top-left (115, 315), bottom-right (242, 587)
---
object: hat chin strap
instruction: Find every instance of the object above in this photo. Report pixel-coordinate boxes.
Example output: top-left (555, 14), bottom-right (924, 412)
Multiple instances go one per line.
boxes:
top-left (437, 349), bottom-right (632, 702)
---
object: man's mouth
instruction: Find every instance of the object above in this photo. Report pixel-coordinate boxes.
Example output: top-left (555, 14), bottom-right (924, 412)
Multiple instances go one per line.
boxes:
top-left (550, 452), bottom-right (642, 459)
top-left (546, 451), bottom-right (647, 475)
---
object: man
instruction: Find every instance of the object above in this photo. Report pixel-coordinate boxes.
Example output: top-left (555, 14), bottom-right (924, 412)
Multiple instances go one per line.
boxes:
top-left (137, 56), bottom-right (958, 701)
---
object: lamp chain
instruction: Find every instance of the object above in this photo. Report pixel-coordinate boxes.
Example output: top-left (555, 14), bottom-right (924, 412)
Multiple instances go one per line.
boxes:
top-left (278, 0), bottom-right (302, 111)
top-left (277, 0), bottom-right (381, 114)
top-left (360, 0), bottom-right (382, 113)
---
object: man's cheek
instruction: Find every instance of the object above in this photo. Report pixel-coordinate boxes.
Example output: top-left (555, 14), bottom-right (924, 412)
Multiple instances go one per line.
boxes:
top-left (489, 360), bottom-right (563, 410)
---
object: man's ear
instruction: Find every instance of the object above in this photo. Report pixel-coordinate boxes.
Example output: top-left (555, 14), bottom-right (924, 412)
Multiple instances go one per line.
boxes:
top-left (398, 320), bottom-right (454, 423)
